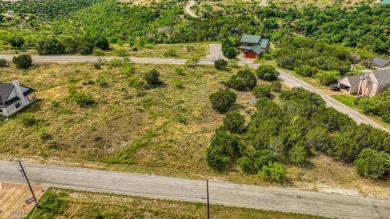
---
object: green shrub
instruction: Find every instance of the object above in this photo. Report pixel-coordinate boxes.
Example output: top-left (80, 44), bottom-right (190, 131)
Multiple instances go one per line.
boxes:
top-left (173, 80), bottom-right (184, 89)
top-left (252, 150), bottom-right (279, 171)
top-left (72, 92), bottom-right (95, 107)
top-left (0, 59), bottom-right (7, 67)
top-left (214, 59), bottom-right (228, 70)
top-left (223, 111), bottom-right (245, 133)
top-left (224, 47), bottom-right (238, 59)
top-left (289, 143), bottom-right (308, 165)
top-left (144, 69), bottom-right (162, 86)
top-left (109, 58), bottom-right (124, 67)
top-left (227, 69), bottom-right (257, 91)
top-left (93, 62), bottom-right (101, 69)
top-left (127, 76), bottom-right (140, 88)
top-left (175, 67), bottom-right (185, 75)
top-left (295, 65), bottom-right (318, 77)
top-left (164, 47), bottom-right (177, 57)
top-left (115, 49), bottom-right (129, 57)
top-left (18, 113), bottom-right (38, 127)
top-left (256, 65), bottom-right (279, 81)
top-left (206, 130), bottom-right (242, 171)
top-left (237, 156), bottom-right (253, 173)
top-left (229, 59), bottom-right (239, 68)
top-left (93, 48), bottom-right (104, 56)
top-left (12, 54), bottom-right (32, 69)
top-left (271, 81), bottom-right (282, 92)
top-left (36, 37), bottom-right (65, 55)
top-left (258, 162), bottom-right (286, 182)
top-left (185, 58), bottom-right (200, 68)
top-left (354, 149), bottom-right (390, 180)
top-left (252, 85), bottom-right (271, 99)
top-left (316, 71), bottom-right (340, 86)
top-left (28, 192), bottom-right (67, 219)
top-left (209, 90), bottom-right (237, 113)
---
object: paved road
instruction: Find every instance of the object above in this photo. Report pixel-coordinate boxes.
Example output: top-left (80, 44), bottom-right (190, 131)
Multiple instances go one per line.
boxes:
top-left (0, 54), bottom-right (387, 131)
top-left (1, 161), bottom-right (389, 219)
top-left (185, 1), bottom-right (199, 18)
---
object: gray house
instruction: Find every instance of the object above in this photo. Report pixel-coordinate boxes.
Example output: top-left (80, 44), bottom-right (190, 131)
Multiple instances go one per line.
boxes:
top-left (371, 57), bottom-right (390, 69)
top-left (0, 80), bottom-right (36, 117)
top-left (239, 34), bottom-right (270, 59)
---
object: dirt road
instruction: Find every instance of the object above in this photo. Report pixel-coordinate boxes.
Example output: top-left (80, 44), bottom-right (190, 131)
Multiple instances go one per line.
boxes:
top-left (1, 161), bottom-right (389, 219)
top-left (184, 1), bottom-right (199, 18)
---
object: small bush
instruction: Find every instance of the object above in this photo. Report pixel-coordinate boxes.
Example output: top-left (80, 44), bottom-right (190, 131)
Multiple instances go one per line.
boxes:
top-left (252, 85), bottom-right (271, 99)
top-left (175, 67), bottom-right (185, 75)
top-left (185, 58), bottom-right (199, 68)
top-left (223, 111), bottom-right (245, 133)
top-left (227, 69), bottom-right (257, 91)
top-left (18, 113), bottom-right (38, 127)
top-left (0, 59), bottom-right (7, 67)
top-left (214, 59), bottom-right (228, 70)
top-left (258, 162), bottom-right (286, 182)
top-left (316, 71), bottom-right (340, 86)
top-left (229, 59), bottom-right (239, 68)
top-left (271, 81), bottom-right (282, 92)
top-left (72, 92), bottom-right (95, 107)
top-left (12, 54), bottom-right (32, 69)
top-left (295, 65), bottom-right (318, 77)
top-left (354, 149), bottom-right (390, 180)
top-left (93, 48), bottom-right (104, 56)
top-left (173, 80), bottom-right (184, 89)
top-left (121, 64), bottom-right (136, 76)
top-left (224, 47), bottom-right (238, 59)
top-left (256, 65), bottom-right (279, 81)
top-left (109, 58), bottom-right (124, 67)
top-left (28, 192), bottom-right (67, 219)
top-left (93, 62), bottom-right (101, 69)
top-left (209, 90), bottom-right (237, 113)
top-left (164, 47), bottom-right (177, 57)
top-left (144, 69), bottom-right (162, 86)
top-left (237, 156), bottom-right (253, 173)
top-left (127, 76), bottom-right (140, 88)
top-left (115, 49), bottom-right (129, 57)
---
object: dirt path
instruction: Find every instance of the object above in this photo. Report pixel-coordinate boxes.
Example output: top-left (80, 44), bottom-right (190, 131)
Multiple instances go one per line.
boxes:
top-left (185, 1), bottom-right (199, 18)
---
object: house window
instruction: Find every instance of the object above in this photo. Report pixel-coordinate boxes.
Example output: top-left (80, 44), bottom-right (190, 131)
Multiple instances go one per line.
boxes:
top-left (15, 102), bottom-right (21, 109)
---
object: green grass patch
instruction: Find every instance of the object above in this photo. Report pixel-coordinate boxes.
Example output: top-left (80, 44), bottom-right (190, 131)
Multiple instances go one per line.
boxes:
top-left (331, 95), bottom-right (360, 109)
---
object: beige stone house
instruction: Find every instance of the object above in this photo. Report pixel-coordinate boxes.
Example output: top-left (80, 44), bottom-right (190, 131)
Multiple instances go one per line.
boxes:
top-left (338, 67), bottom-right (390, 97)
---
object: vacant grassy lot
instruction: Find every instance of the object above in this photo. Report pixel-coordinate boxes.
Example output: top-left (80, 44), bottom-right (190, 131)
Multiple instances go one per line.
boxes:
top-left (28, 188), bottom-right (330, 219)
top-left (0, 61), bottom-right (388, 199)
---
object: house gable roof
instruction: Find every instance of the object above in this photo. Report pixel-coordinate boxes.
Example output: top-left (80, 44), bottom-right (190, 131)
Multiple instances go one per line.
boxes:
top-left (0, 83), bottom-right (14, 105)
top-left (240, 34), bottom-right (261, 44)
top-left (371, 57), bottom-right (390, 68)
top-left (248, 45), bottom-right (262, 55)
top-left (371, 68), bottom-right (390, 85)
top-left (339, 75), bottom-right (362, 87)
top-left (260, 39), bottom-right (269, 49)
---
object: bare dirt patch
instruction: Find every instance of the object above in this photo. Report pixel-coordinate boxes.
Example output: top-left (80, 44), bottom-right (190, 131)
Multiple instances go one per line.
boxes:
top-left (0, 182), bottom-right (46, 219)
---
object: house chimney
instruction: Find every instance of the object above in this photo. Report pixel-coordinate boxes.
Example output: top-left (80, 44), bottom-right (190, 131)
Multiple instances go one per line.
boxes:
top-left (12, 80), bottom-right (27, 106)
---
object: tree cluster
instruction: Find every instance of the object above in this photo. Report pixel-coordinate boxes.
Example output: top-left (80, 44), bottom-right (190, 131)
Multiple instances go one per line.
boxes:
top-left (207, 87), bottom-right (390, 180)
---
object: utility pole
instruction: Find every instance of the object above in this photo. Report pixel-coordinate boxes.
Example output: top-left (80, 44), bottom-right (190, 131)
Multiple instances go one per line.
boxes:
top-left (207, 179), bottom-right (210, 219)
top-left (18, 161), bottom-right (38, 207)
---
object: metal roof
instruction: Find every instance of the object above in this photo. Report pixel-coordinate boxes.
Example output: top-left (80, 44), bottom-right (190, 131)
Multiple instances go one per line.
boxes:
top-left (371, 57), bottom-right (390, 68)
top-left (260, 39), bottom-right (269, 49)
top-left (240, 34), bottom-right (261, 44)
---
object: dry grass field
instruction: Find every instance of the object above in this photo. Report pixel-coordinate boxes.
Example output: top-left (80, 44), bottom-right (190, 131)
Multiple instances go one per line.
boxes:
top-left (0, 182), bottom-right (46, 219)
top-left (0, 61), bottom-right (388, 199)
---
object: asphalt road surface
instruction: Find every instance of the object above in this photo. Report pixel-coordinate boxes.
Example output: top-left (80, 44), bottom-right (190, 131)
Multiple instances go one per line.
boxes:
top-left (1, 161), bottom-right (389, 219)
